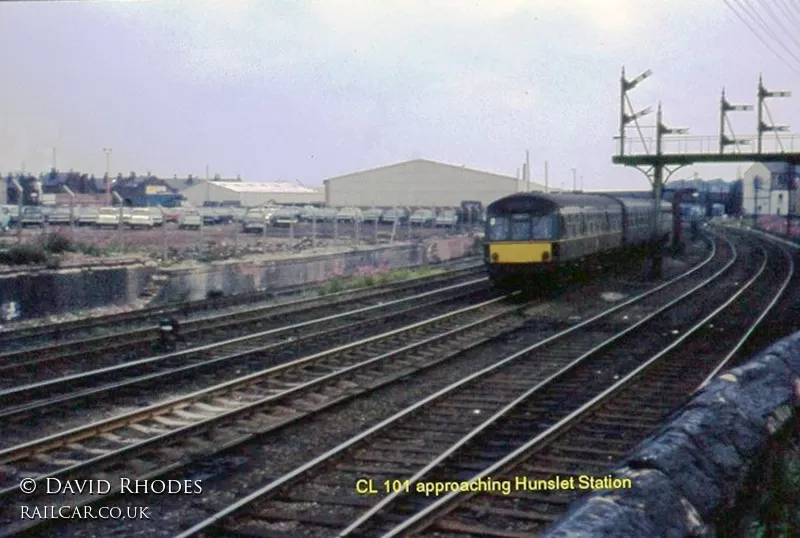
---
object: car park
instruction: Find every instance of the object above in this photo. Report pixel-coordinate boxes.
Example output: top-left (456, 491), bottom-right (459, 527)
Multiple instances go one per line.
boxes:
top-left (178, 210), bottom-right (202, 230)
top-left (20, 206), bottom-right (45, 227)
top-left (361, 208), bottom-right (383, 223)
top-left (148, 207), bottom-right (164, 227)
top-left (48, 205), bottom-right (73, 225)
top-left (200, 207), bottom-right (218, 225)
top-left (129, 208), bottom-right (155, 229)
top-left (272, 207), bottom-right (300, 226)
top-left (242, 208), bottom-right (271, 233)
top-left (95, 207), bottom-right (121, 228)
top-left (0, 207), bottom-right (11, 232)
top-left (409, 208), bottom-right (436, 227)
top-left (380, 208), bottom-right (408, 225)
top-left (214, 207), bottom-right (235, 224)
top-left (435, 209), bottom-right (459, 227)
top-left (335, 207), bottom-right (363, 223)
top-left (78, 207), bottom-right (99, 227)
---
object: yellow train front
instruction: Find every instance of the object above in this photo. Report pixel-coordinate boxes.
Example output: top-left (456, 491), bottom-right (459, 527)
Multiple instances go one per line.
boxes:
top-left (483, 192), bottom-right (672, 289)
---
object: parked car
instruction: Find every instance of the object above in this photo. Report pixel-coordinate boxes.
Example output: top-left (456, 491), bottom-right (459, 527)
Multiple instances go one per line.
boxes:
top-left (315, 208), bottom-right (338, 222)
top-left (361, 208), bottom-right (383, 223)
top-left (20, 206), bottom-right (45, 227)
top-left (272, 207), bottom-right (300, 227)
top-left (200, 207), bottom-right (218, 225)
top-left (435, 209), bottom-right (459, 227)
top-left (336, 207), bottom-right (363, 223)
top-left (381, 208), bottom-right (408, 225)
top-left (409, 209), bottom-right (436, 227)
top-left (0, 207), bottom-right (10, 232)
top-left (149, 207), bottom-right (164, 227)
top-left (214, 207), bottom-right (235, 224)
top-left (178, 210), bottom-right (202, 230)
top-left (78, 207), bottom-right (99, 226)
top-left (95, 207), bottom-right (121, 229)
top-left (48, 205), bottom-right (73, 225)
top-left (161, 207), bottom-right (182, 223)
top-left (2, 205), bottom-right (20, 224)
top-left (129, 208), bottom-right (155, 229)
top-left (299, 206), bottom-right (318, 222)
top-left (242, 208), bottom-right (271, 233)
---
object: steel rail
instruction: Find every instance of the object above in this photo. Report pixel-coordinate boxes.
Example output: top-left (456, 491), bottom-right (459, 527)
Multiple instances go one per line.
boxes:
top-left (0, 257), bottom-right (481, 345)
top-left (0, 263), bottom-right (483, 370)
top-left (697, 229), bottom-right (797, 388)
top-left (0, 278), bottom-right (489, 409)
top-left (0, 300), bottom-right (527, 537)
top-left (172, 236), bottom-right (724, 538)
top-left (0, 294), bottom-right (516, 499)
top-left (377, 237), bottom-right (787, 538)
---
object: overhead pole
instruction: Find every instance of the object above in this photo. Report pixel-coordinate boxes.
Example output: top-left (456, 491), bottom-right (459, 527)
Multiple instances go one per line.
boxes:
top-left (544, 161), bottom-right (549, 193)
top-left (756, 75), bottom-right (792, 235)
top-left (103, 148), bottom-right (112, 206)
top-left (526, 149), bottom-right (531, 192)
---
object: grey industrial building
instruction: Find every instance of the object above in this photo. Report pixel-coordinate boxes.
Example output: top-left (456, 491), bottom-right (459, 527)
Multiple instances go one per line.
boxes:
top-left (181, 181), bottom-right (325, 207)
top-left (324, 159), bottom-right (544, 208)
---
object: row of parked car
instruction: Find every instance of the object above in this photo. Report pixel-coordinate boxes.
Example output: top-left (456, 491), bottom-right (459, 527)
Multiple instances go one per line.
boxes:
top-left (0, 204), bottom-right (471, 233)
top-left (238, 206), bottom-right (461, 233)
top-left (0, 204), bottom-right (204, 230)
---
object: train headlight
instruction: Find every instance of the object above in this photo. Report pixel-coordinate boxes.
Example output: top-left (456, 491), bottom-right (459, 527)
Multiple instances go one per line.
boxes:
top-left (542, 251), bottom-right (550, 261)
top-left (491, 253), bottom-right (499, 262)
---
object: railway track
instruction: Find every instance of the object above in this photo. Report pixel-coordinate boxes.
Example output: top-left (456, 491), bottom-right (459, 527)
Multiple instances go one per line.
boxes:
top-left (164, 231), bottom-right (783, 538)
top-left (0, 236), bottom-right (717, 538)
top-left (0, 263), bottom-right (484, 387)
top-left (0, 278), bottom-right (494, 441)
top-left (395, 230), bottom-right (795, 538)
top-left (0, 256), bottom-right (480, 351)
top-left (0, 291), bottom-right (528, 536)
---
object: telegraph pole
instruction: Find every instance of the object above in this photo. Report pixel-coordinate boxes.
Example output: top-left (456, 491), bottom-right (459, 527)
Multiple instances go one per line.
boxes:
top-left (103, 148), bottom-right (112, 205)
top-left (571, 168), bottom-right (577, 192)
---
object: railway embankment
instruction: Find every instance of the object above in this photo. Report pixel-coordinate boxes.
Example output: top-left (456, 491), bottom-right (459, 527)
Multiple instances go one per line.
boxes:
top-left (544, 332), bottom-right (800, 538)
top-left (0, 235), bottom-right (479, 322)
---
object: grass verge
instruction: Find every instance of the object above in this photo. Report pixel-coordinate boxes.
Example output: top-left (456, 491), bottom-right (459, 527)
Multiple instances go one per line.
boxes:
top-left (316, 265), bottom-right (447, 295)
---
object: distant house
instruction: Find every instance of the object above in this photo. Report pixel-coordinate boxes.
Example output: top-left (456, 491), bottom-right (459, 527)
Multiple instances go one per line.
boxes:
top-left (742, 162), bottom-right (800, 216)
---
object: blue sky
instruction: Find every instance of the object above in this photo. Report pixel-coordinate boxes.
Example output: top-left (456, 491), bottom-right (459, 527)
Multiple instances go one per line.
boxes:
top-left (1, 0), bottom-right (799, 191)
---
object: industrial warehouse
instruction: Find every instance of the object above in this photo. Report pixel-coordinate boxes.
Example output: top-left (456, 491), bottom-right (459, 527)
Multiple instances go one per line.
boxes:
top-left (323, 158), bottom-right (544, 207)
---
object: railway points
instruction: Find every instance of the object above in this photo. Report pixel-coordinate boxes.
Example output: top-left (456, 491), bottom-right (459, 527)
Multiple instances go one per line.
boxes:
top-left (3, 226), bottom-right (796, 538)
top-left (0, 231), bottom-right (711, 538)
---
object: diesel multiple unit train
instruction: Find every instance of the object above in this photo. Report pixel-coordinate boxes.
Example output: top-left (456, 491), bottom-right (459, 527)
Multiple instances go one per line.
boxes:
top-left (483, 192), bottom-right (673, 287)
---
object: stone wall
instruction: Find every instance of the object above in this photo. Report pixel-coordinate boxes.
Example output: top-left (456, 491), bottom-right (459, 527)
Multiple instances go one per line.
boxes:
top-left (543, 333), bottom-right (800, 538)
top-left (154, 235), bottom-right (478, 303)
top-left (0, 236), bottom-right (478, 321)
top-left (0, 263), bottom-right (155, 322)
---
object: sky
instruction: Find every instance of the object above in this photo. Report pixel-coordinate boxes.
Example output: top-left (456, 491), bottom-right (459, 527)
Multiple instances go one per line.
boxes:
top-left (1, 0), bottom-right (800, 191)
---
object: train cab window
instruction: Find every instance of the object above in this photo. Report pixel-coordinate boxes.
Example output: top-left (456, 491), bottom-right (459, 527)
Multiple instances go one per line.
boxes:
top-left (509, 214), bottom-right (531, 240)
top-left (531, 216), bottom-right (554, 239)
top-left (487, 216), bottom-right (510, 240)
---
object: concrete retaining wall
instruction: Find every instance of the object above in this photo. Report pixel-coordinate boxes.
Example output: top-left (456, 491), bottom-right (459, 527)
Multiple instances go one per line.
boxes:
top-left (154, 235), bottom-right (479, 303)
top-left (0, 236), bottom-right (478, 321)
top-left (0, 263), bottom-right (156, 322)
top-left (544, 333), bottom-right (800, 538)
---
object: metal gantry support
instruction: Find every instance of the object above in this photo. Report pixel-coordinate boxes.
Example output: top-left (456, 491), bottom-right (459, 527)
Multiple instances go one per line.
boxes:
top-left (719, 88), bottom-right (753, 153)
top-left (615, 68), bottom-right (800, 274)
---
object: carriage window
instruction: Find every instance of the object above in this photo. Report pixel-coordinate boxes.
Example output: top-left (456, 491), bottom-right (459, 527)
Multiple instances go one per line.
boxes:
top-left (487, 216), bottom-right (510, 240)
top-left (531, 216), bottom-right (554, 239)
top-left (509, 214), bottom-right (531, 240)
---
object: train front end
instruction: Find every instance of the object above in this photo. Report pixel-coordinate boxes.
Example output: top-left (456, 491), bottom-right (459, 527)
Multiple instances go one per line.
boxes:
top-left (483, 195), bottom-right (559, 289)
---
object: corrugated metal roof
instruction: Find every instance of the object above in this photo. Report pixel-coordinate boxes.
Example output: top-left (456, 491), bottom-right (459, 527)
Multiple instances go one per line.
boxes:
top-left (210, 181), bottom-right (317, 194)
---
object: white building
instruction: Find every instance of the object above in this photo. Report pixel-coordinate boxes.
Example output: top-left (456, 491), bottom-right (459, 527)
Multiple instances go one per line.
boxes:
top-left (324, 159), bottom-right (544, 208)
top-left (181, 181), bottom-right (325, 207)
top-left (742, 162), bottom-right (800, 216)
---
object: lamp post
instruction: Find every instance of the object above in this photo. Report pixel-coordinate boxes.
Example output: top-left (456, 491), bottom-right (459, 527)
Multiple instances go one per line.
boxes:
top-left (103, 148), bottom-right (112, 205)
